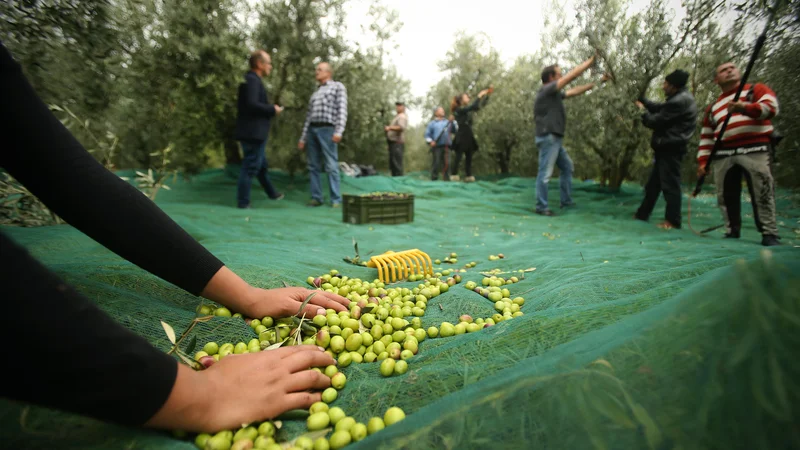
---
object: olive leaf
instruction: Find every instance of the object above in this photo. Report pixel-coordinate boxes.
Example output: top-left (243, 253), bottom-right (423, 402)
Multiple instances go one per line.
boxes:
top-left (161, 321), bottom-right (177, 345)
top-left (185, 335), bottom-right (197, 354)
top-left (175, 352), bottom-right (202, 370)
top-left (631, 403), bottom-right (662, 449)
top-left (296, 292), bottom-right (317, 317)
top-left (281, 280), bottom-right (290, 288)
top-left (265, 337), bottom-right (290, 350)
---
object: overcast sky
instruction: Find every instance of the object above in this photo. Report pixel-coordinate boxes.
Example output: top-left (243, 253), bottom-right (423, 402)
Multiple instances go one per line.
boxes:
top-left (340, 0), bottom-right (688, 125)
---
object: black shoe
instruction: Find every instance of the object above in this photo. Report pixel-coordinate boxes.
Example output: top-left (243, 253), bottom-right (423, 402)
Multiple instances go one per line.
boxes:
top-left (307, 199), bottom-right (323, 207)
top-left (761, 235), bottom-right (781, 246)
top-left (237, 204), bottom-right (251, 209)
top-left (271, 193), bottom-right (285, 200)
top-left (724, 231), bottom-right (740, 239)
top-left (535, 209), bottom-right (555, 217)
top-left (561, 202), bottom-right (577, 209)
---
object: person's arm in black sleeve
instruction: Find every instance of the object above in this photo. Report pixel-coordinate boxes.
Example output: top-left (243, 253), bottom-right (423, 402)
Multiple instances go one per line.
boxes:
top-left (246, 73), bottom-right (276, 117)
top-left (463, 97), bottom-right (483, 113)
top-left (0, 232), bottom-right (179, 426)
top-left (641, 97), bottom-right (682, 130)
top-left (639, 96), bottom-right (663, 113)
top-left (0, 42), bottom-right (223, 296)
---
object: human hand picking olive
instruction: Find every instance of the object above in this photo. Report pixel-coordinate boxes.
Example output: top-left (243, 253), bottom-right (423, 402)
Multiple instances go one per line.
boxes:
top-left (146, 345), bottom-right (335, 432)
top-left (243, 286), bottom-right (350, 319)
top-left (200, 267), bottom-right (349, 320)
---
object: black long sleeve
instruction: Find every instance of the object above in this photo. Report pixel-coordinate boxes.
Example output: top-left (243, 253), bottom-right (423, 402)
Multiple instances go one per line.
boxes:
top-left (245, 73), bottom-right (276, 117)
top-left (0, 42), bottom-right (224, 295)
top-left (0, 232), bottom-right (179, 426)
top-left (0, 42), bottom-right (225, 424)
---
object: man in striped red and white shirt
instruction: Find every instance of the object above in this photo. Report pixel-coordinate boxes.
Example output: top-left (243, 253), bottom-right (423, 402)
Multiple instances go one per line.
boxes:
top-left (696, 62), bottom-right (781, 246)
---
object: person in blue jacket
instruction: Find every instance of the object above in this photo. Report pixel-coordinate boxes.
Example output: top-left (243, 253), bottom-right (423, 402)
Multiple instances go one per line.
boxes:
top-left (233, 50), bottom-right (284, 209)
top-left (424, 107), bottom-right (458, 180)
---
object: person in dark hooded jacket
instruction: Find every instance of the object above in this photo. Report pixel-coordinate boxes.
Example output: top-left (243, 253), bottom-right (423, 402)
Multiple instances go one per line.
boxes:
top-left (634, 69), bottom-right (697, 229)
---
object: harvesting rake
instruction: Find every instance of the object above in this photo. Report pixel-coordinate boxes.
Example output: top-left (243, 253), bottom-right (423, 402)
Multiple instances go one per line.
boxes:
top-left (366, 249), bottom-right (434, 283)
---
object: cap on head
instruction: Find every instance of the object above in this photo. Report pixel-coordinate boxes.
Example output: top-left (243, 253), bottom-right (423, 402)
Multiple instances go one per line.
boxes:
top-left (665, 69), bottom-right (689, 89)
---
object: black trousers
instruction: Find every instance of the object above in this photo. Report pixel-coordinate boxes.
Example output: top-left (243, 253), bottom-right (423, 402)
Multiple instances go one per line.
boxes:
top-left (451, 149), bottom-right (473, 177)
top-left (388, 142), bottom-right (404, 176)
top-left (636, 150), bottom-right (684, 227)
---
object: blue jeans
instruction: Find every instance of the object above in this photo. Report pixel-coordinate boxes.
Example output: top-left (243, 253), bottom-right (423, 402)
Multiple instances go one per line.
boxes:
top-left (535, 134), bottom-right (574, 212)
top-left (306, 126), bottom-right (342, 204)
top-left (237, 140), bottom-right (279, 207)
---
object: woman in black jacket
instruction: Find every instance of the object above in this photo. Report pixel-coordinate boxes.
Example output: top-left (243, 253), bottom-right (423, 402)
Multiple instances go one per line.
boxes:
top-left (449, 86), bottom-right (493, 182)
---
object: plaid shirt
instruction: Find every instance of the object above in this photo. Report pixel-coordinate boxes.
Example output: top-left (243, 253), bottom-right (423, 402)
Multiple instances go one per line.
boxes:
top-left (300, 80), bottom-right (348, 141)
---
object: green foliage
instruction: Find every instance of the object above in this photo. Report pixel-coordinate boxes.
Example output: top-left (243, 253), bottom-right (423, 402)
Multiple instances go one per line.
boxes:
top-left (0, 173), bottom-right (62, 227)
top-left (1, 0), bottom-right (412, 179)
top-left (1, 0), bottom-right (797, 189)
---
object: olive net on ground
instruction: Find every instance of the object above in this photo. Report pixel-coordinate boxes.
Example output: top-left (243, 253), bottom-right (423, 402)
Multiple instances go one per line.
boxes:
top-left (1, 169), bottom-right (799, 450)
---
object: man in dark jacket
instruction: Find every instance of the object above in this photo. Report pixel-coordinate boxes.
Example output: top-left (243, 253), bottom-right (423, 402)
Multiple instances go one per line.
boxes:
top-left (634, 69), bottom-right (697, 229)
top-left (234, 50), bottom-right (284, 209)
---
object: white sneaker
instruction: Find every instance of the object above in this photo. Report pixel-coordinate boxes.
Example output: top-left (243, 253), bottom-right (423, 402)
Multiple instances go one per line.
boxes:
top-left (450, 175), bottom-right (460, 181)
top-left (464, 176), bottom-right (476, 183)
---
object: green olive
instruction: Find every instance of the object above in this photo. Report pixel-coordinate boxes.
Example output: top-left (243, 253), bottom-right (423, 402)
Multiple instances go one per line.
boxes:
top-left (328, 430), bottom-right (352, 450)
top-left (322, 387), bottom-right (338, 403)
top-left (214, 307), bottom-right (232, 317)
top-left (337, 352), bottom-right (352, 368)
top-left (294, 436), bottom-right (314, 450)
top-left (313, 437), bottom-right (330, 450)
top-left (234, 342), bottom-right (248, 354)
top-left (350, 423), bottom-right (368, 442)
top-left (253, 435), bottom-right (275, 448)
top-left (394, 359), bottom-right (409, 375)
top-left (205, 434), bottom-right (233, 450)
top-left (383, 407), bottom-right (406, 426)
top-left (330, 335), bottom-right (345, 353)
top-left (195, 433), bottom-right (211, 448)
top-left (327, 406), bottom-right (346, 425)
top-left (307, 411), bottom-right (331, 431)
top-left (203, 342), bottom-right (219, 355)
top-left (233, 426), bottom-right (258, 442)
top-left (331, 372), bottom-right (347, 390)
top-left (366, 416), bottom-right (385, 435)
top-left (380, 358), bottom-right (395, 376)
top-left (309, 401), bottom-right (329, 414)
top-left (334, 416), bottom-right (356, 433)
top-left (257, 421), bottom-right (276, 437)
top-left (345, 334), bottom-right (362, 352)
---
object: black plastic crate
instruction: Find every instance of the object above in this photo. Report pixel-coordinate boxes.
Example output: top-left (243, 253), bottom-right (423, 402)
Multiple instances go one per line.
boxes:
top-left (342, 193), bottom-right (414, 224)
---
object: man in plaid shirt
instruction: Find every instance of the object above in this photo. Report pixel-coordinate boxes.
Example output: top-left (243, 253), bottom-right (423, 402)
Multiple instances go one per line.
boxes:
top-left (298, 62), bottom-right (348, 207)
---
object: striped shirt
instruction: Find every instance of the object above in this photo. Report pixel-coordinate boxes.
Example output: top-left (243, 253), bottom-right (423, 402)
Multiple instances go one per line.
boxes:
top-left (697, 83), bottom-right (778, 165)
top-left (300, 80), bottom-right (348, 141)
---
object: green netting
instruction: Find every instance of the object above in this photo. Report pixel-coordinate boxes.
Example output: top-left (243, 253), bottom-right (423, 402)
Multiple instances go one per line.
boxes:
top-left (1, 169), bottom-right (799, 450)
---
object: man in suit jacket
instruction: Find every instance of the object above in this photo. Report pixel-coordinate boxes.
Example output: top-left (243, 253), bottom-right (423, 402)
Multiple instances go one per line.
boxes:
top-left (234, 50), bottom-right (284, 209)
